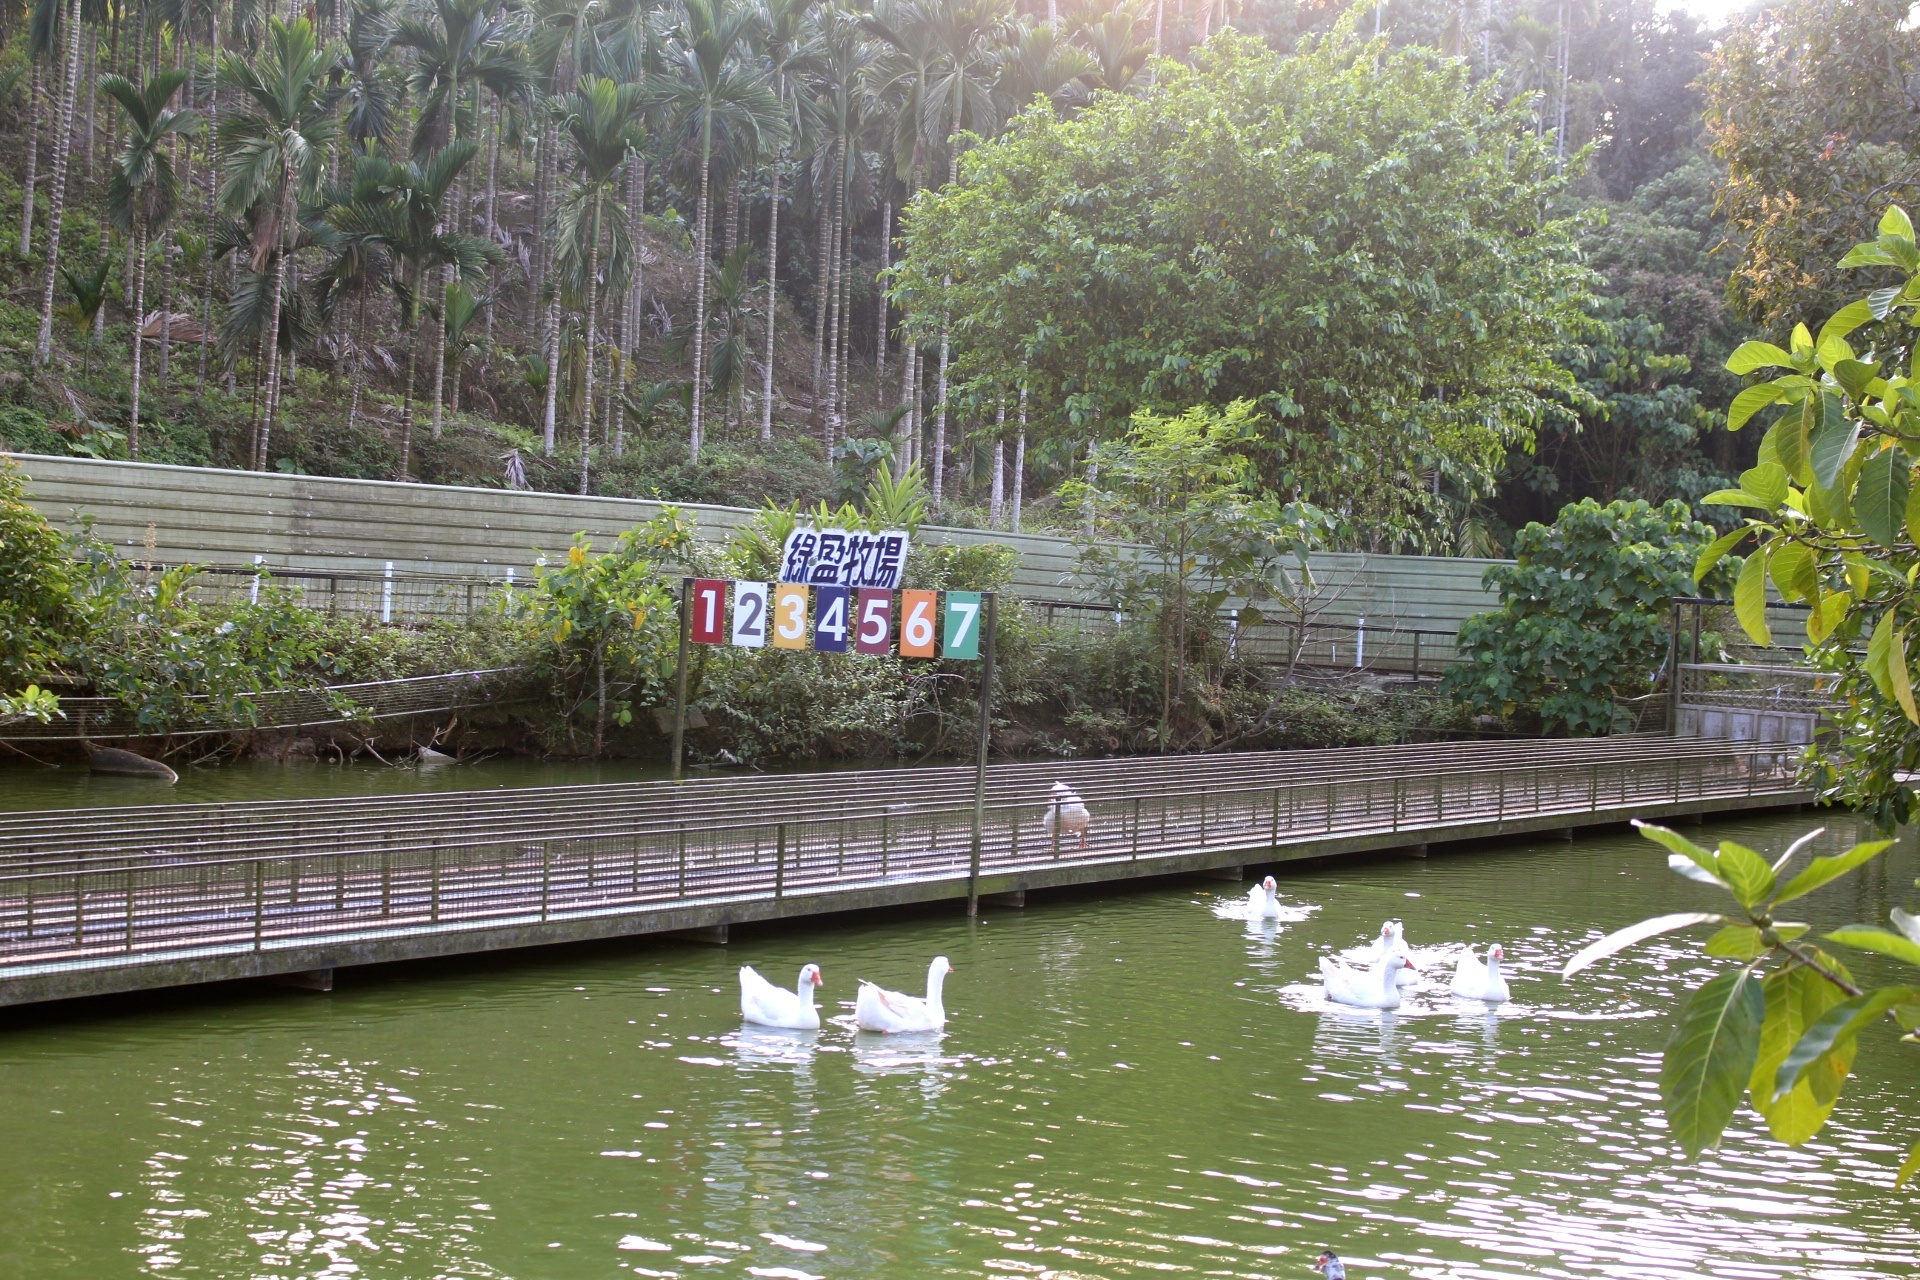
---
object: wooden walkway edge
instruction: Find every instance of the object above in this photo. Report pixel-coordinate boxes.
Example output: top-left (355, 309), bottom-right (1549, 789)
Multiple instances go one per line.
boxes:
top-left (0, 738), bottom-right (1809, 1007)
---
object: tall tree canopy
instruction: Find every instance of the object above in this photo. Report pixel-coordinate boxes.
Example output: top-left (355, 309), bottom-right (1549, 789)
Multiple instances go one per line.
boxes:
top-left (893, 26), bottom-right (1594, 545)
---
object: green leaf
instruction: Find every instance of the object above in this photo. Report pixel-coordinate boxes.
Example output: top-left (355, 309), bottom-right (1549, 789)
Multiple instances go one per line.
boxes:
top-left (1907, 473), bottom-right (1920, 544)
top-left (1791, 322), bottom-right (1814, 360)
top-left (1726, 342), bottom-right (1795, 376)
top-left (1880, 205), bottom-right (1914, 240)
top-left (1738, 462), bottom-right (1789, 507)
top-left (1775, 839), bottom-right (1896, 905)
top-left (1751, 962), bottom-right (1858, 1144)
top-left (1831, 357), bottom-right (1883, 399)
top-left (1764, 408), bottom-right (1813, 484)
top-left (1560, 911), bottom-right (1724, 977)
top-left (1702, 489), bottom-right (1779, 512)
top-left (1900, 1139), bottom-right (1920, 1187)
top-left (1715, 840), bottom-right (1777, 908)
top-left (1808, 393), bottom-right (1858, 490)
top-left (1734, 545), bottom-right (1773, 645)
top-left (1817, 298), bottom-right (1875, 351)
top-left (1662, 968), bottom-right (1765, 1155)
top-left (1807, 590), bottom-right (1852, 645)
top-left (1767, 539), bottom-right (1818, 604)
top-left (1669, 852), bottom-right (1724, 886)
top-left (1773, 986), bottom-right (1920, 1100)
top-left (1705, 924), bottom-right (1764, 959)
top-left (1694, 526), bottom-right (1753, 584)
top-left (1867, 610), bottom-right (1898, 701)
top-left (1727, 381), bottom-right (1788, 431)
top-left (1855, 448), bottom-right (1911, 548)
top-left (1894, 625), bottom-right (1920, 725)
top-left (1827, 925), bottom-right (1920, 968)
top-left (1839, 241), bottom-right (1902, 269)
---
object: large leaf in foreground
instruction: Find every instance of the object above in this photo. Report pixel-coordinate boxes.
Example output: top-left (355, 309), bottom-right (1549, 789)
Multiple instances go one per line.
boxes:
top-left (1662, 968), bottom-right (1765, 1155)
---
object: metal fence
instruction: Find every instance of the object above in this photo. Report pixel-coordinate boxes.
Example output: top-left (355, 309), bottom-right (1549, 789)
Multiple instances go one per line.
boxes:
top-left (0, 737), bottom-right (1802, 984)
top-left (1022, 600), bottom-right (1461, 676)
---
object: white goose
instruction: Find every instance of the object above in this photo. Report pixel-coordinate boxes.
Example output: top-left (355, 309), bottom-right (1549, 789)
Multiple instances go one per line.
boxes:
top-left (1041, 782), bottom-right (1091, 850)
top-left (1450, 944), bottom-right (1511, 1004)
top-left (1247, 875), bottom-right (1283, 921)
top-left (738, 963), bottom-right (824, 1030)
top-left (855, 956), bottom-right (952, 1034)
top-left (1354, 920), bottom-right (1418, 985)
top-left (1319, 953), bottom-right (1410, 1010)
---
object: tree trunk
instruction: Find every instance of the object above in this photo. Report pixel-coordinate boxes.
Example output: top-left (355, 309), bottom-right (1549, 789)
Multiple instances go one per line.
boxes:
top-left (821, 162), bottom-right (843, 451)
top-left (760, 151), bottom-right (781, 441)
top-left (689, 119), bottom-right (713, 461)
top-left (347, 291), bottom-right (367, 432)
top-left (723, 176), bottom-right (739, 258)
top-left (482, 94), bottom-right (500, 353)
top-left (397, 280), bottom-right (424, 480)
top-left (932, 322), bottom-right (950, 506)
top-left (580, 184), bottom-right (603, 495)
top-left (254, 165), bottom-right (294, 470)
top-left (1012, 392), bottom-right (1026, 531)
top-left (875, 198), bottom-right (889, 399)
top-left (807, 139), bottom-right (837, 423)
top-left (82, 25), bottom-right (95, 180)
top-left (128, 221), bottom-right (148, 459)
top-left (541, 294), bottom-right (561, 455)
top-left (836, 174), bottom-right (853, 430)
top-left (34, 0), bottom-right (84, 366)
top-left (989, 396), bottom-right (1005, 526)
top-left (158, 223), bottom-right (173, 391)
top-left (530, 116), bottom-right (552, 332)
top-left (196, 3), bottom-right (219, 396)
top-left (19, 57), bottom-right (39, 257)
top-left (431, 264), bottom-right (449, 438)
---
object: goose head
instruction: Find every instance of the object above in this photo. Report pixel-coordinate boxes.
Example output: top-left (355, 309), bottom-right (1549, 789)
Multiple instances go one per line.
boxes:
top-left (796, 963), bottom-right (824, 1000)
top-left (929, 955), bottom-right (953, 980)
top-left (1260, 875), bottom-right (1278, 895)
top-left (1381, 954), bottom-right (1408, 990)
top-left (1485, 944), bottom-right (1504, 973)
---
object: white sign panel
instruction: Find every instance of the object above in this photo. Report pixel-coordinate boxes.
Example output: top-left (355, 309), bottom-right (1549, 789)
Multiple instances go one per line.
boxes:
top-left (731, 580), bottom-right (769, 648)
top-left (778, 528), bottom-right (912, 590)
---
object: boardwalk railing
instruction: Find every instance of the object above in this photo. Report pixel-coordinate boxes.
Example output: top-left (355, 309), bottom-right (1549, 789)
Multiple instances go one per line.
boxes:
top-left (0, 738), bottom-right (1804, 997)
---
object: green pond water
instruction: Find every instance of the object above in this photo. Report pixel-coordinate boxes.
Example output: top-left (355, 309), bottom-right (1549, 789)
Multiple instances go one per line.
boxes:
top-left (2, 810), bottom-right (1918, 1279)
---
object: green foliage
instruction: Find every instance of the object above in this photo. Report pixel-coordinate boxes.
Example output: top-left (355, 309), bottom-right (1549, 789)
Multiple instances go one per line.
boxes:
top-left (1063, 399), bottom-right (1330, 746)
top-left (1443, 497), bottom-right (1731, 734)
top-left (1566, 823), bottom-right (1918, 1175)
top-left (1703, 206), bottom-right (1920, 824)
top-left (516, 514), bottom-right (694, 750)
top-left (0, 456), bottom-right (71, 691)
top-left (895, 27), bottom-right (1593, 545)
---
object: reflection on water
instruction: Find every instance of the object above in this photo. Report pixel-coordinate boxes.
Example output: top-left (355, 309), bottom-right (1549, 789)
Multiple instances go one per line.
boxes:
top-left (3, 811), bottom-right (1919, 1277)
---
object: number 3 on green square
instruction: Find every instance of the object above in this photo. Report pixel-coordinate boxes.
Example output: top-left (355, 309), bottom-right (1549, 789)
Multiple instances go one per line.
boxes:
top-left (942, 591), bottom-right (982, 660)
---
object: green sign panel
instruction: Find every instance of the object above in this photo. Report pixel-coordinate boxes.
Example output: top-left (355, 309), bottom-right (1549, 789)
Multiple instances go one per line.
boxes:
top-left (942, 591), bottom-right (982, 660)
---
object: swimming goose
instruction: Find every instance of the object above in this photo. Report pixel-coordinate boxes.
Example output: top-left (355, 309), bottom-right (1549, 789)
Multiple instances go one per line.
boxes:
top-left (855, 956), bottom-right (952, 1034)
top-left (1450, 944), bottom-right (1510, 1004)
top-left (739, 963), bottom-right (824, 1030)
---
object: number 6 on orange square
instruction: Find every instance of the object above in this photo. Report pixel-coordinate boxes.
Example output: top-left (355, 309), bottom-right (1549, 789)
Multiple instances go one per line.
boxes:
top-left (899, 590), bottom-right (938, 658)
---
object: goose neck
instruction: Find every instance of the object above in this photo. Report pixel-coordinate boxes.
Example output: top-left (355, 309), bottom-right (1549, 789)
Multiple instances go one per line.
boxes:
top-left (925, 963), bottom-right (947, 1015)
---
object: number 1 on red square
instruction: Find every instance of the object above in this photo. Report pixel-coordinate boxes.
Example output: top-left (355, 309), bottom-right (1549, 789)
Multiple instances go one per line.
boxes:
top-left (855, 588), bottom-right (893, 654)
top-left (689, 578), bottom-right (727, 644)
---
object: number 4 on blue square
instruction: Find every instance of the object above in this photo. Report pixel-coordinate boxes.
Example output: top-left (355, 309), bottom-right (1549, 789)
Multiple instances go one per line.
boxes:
top-left (813, 585), bottom-right (850, 653)
top-left (942, 591), bottom-right (982, 660)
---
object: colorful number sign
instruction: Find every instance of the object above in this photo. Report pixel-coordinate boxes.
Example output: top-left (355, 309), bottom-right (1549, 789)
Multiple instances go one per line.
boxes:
top-left (942, 591), bottom-right (982, 659)
top-left (689, 579), bottom-right (727, 644)
top-left (855, 588), bottom-right (893, 654)
top-left (731, 581), bottom-right (768, 648)
top-left (813, 585), bottom-right (850, 653)
top-left (899, 590), bottom-right (938, 658)
top-left (772, 584), bottom-right (809, 650)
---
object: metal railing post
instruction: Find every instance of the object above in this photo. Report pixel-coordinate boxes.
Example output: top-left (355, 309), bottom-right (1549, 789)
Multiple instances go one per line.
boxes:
top-left (541, 842), bottom-right (553, 921)
top-left (776, 824), bottom-right (787, 900)
top-left (1270, 788), bottom-right (1280, 849)
top-left (253, 861), bottom-right (265, 950)
top-left (430, 846), bottom-right (441, 924)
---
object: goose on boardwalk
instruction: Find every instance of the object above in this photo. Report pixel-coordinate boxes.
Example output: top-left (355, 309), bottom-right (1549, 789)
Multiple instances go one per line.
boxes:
top-left (1450, 945), bottom-right (1510, 1004)
top-left (855, 956), bottom-right (952, 1034)
top-left (1041, 782), bottom-right (1091, 850)
top-left (1319, 953), bottom-right (1409, 1010)
top-left (1247, 875), bottom-right (1283, 921)
top-left (739, 963), bottom-right (824, 1030)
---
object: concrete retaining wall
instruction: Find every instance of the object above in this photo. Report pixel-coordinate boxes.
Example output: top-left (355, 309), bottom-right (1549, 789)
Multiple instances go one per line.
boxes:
top-left (10, 453), bottom-right (1503, 632)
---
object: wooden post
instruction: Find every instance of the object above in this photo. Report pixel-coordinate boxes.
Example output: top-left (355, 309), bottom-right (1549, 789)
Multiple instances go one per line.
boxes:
top-left (968, 592), bottom-right (998, 918)
top-left (671, 577), bottom-right (692, 782)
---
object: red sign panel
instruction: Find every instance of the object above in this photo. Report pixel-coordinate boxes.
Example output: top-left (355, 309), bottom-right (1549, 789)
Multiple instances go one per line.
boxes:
top-left (855, 588), bottom-right (894, 654)
top-left (689, 578), bottom-right (727, 644)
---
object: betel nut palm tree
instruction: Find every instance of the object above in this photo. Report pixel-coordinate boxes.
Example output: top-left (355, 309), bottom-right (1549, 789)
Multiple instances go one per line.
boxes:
top-left (102, 68), bottom-right (202, 461)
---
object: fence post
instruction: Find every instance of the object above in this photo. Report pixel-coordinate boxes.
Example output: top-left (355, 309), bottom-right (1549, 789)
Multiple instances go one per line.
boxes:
top-left (1270, 788), bottom-right (1280, 849)
top-left (671, 579), bottom-right (692, 783)
top-left (1392, 777), bottom-right (1403, 832)
top-left (776, 824), bottom-right (787, 901)
top-left (1134, 797), bottom-right (1143, 862)
top-left (124, 872), bottom-right (135, 952)
top-left (1412, 631), bottom-right (1421, 682)
top-left (430, 845), bottom-right (441, 924)
top-left (381, 562), bottom-right (394, 624)
top-left (253, 861), bottom-right (265, 950)
top-left (541, 842), bottom-right (553, 920)
top-left (968, 593), bottom-right (998, 917)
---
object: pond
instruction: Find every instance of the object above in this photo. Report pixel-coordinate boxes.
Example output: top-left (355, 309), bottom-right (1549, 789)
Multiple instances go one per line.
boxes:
top-left (1, 810), bottom-right (1916, 1278)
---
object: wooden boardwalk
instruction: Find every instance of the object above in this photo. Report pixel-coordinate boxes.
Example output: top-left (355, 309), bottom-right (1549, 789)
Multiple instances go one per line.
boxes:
top-left (0, 737), bottom-right (1808, 1006)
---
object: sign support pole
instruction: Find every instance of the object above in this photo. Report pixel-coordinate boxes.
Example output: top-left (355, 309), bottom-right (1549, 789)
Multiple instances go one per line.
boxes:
top-left (671, 577), bottom-right (691, 782)
top-left (968, 591), bottom-right (998, 917)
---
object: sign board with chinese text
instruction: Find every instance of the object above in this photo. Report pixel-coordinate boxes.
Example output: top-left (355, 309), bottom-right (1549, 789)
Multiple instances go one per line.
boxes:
top-left (779, 527), bottom-right (911, 590)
